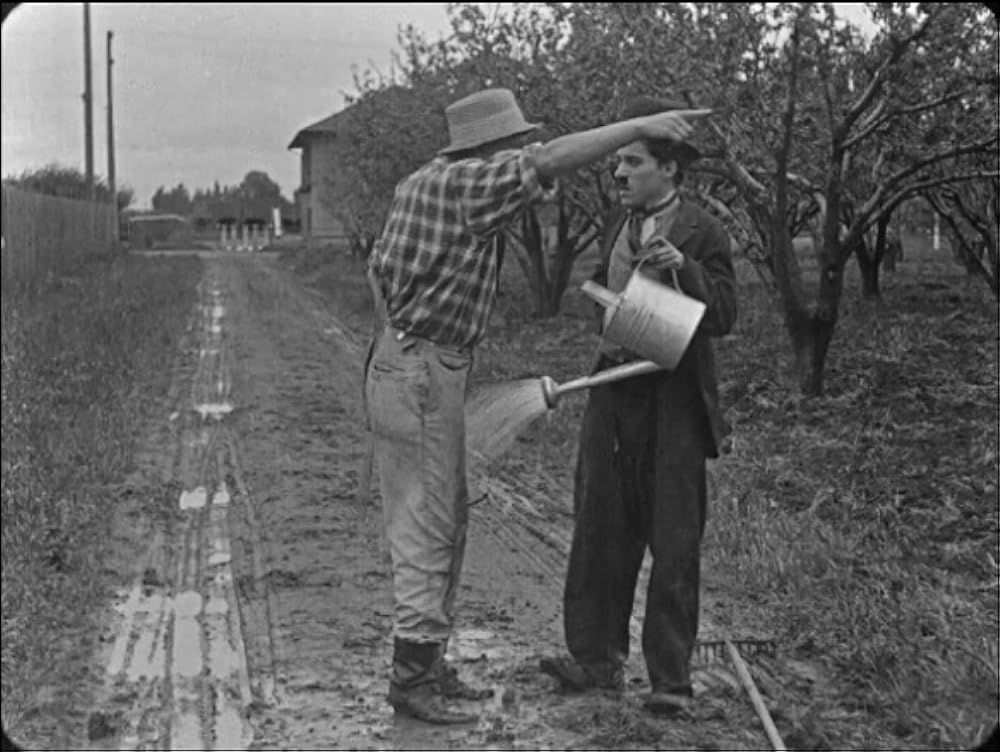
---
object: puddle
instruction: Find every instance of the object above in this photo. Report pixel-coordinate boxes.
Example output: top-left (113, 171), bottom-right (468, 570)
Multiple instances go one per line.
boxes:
top-left (212, 483), bottom-right (231, 507)
top-left (195, 402), bottom-right (233, 420)
top-left (179, 487), bottom-right (208, 510)
top-left (136, 592), bottom-right (165, 614)
top-left (127, 628), bottom-right (165, 682)
top-left (208, 552), bottom-right (231, 567)
top-left (174, 591), bottom-right (203, 618)
top-left (171, 712), bottom-right (202, 750)
top-left (172, 617), bottom-right (202, 678)
top-left (213, 697), bottom-right (247, 751)
top-left (204, 595), bottom-right (228, 616)
top-left (447, 628), bottom-right (517, 663)
top-left (207, 618), bottom-right (238, 678)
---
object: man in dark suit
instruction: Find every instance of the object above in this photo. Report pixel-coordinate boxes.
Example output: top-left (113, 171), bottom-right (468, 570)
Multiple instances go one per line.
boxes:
top-left (541, 96), bottom-right (737, 717)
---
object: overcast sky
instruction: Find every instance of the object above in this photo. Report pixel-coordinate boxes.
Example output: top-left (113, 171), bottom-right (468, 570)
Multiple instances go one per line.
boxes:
top-left (2, 3), bottom-right (874, 210)
top-left (2, 3), bottom-right (456, 208)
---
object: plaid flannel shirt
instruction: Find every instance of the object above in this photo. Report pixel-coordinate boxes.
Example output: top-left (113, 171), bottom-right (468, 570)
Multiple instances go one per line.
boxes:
top-left (369, 142), bottom-right (556, 350)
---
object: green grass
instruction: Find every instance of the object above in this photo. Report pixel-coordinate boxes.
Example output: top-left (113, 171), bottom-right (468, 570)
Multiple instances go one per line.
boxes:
top-left (289, 233), bottom-right (998, 749)
top-left (1, 253), bottom-right (201, 741)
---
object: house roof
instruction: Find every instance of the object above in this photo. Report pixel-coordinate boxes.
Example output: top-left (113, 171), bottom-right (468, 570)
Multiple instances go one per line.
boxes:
top-left (287, 85), bottom-right (420, 150)
top-left (287, 109), bottom-right (352, 150)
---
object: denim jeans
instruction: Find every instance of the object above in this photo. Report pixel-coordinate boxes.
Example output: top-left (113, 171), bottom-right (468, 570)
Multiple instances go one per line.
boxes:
top-left (364, 327), bottom-right (473, 644)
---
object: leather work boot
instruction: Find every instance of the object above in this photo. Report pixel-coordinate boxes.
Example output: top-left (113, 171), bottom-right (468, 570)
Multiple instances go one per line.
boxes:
top-left (388, 638), bottom-right (479, 725)
top-left (434, 662), bottom-right (494, 700)
top-left (645, 688), bottom-right (694, 718)
top-left (387, 682), bottom-right (479, 725)
top-left (539, 655), bottom-right (624, 692)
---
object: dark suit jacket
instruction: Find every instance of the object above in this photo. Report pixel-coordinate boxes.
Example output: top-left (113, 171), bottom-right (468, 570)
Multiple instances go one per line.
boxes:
top-left (591, 198), bottom-right (737, 458)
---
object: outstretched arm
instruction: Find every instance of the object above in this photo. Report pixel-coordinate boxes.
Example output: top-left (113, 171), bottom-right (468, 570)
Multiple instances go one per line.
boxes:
top-left (533, 110), bottom-right (712, 179)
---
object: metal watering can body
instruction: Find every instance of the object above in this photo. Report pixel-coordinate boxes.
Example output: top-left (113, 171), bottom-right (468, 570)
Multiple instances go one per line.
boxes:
top-left (581, 267), bottom-right (706, 370)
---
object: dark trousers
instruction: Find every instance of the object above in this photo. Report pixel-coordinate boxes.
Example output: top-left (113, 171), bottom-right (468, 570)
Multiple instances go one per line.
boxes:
top-left (563, 373), bottom-right (707, 694)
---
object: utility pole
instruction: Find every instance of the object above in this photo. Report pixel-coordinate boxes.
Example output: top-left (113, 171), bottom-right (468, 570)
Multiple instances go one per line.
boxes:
top-left (83, 2), bottom-right (94, 201)
top-left (106, 29), bottom-right (117, 244)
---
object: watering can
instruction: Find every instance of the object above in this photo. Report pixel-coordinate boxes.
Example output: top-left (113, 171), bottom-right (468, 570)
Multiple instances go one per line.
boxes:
top-left (580, 262), bottom-right (706, 371)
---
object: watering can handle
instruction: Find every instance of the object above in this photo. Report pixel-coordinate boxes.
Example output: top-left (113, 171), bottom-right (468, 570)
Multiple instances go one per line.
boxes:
top-left (634, 253), bottom-right (682, 291)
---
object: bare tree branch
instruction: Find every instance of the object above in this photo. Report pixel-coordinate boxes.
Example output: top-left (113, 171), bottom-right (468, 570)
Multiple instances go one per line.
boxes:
top-left (787, 172), bottom-right (820, 193)
top-left (928, 192), bottom-right (993, 280)
top-left (881, 138), bottom-right (999, 195)
top-left (842, 97), bottom-right (888, 150)
top-left (839, 6), bottom-right (941, 139)
top-left (852, 171), bottom-right (1000, 243)
top-left (563, 191), bottom-right (600, 232)
top-left (943, 183), bottom-right (993, 239)
top-left (572, 227), bottom-right (601, 258)
top-left (696, 160), bottom-right (769, 197)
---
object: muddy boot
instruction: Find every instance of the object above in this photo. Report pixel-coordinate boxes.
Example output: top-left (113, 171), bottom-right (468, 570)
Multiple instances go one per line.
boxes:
top-left (388, 639), bottom-right (478, 725)
top-left (539, 655), bottom-right (624, 692)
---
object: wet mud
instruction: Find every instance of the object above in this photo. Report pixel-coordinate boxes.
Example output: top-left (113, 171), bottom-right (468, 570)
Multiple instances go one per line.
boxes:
top-left (80, 254), bottom-right (778, 750)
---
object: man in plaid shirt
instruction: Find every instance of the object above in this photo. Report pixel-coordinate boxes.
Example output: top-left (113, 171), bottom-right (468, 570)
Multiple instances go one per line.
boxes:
top-left (365, 87), bottom-right (710, 724)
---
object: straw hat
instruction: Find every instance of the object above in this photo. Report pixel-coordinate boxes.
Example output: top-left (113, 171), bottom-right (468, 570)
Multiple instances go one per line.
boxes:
top-left (439, 88), bottom-right (541, 156)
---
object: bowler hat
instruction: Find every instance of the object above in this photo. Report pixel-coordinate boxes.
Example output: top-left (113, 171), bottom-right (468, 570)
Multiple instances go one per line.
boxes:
top-left (439, 88), bottom-right (541, 156)
top-left (621, 95), bottom-right (703, 166)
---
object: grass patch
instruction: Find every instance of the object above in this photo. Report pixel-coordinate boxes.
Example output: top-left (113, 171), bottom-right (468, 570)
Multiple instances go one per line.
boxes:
top-left (1, 253), bottom-right (201, 742)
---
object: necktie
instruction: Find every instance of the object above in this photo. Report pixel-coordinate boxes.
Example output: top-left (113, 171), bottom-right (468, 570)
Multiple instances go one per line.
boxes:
top-left (626, 191), bottom-right (679, 258)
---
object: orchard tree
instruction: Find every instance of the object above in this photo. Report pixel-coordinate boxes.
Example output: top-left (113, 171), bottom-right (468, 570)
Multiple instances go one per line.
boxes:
top-left (237, 170), bottom-right (289, 221)
top-left (923, 173), bottom-right (999, 296)
top-left (686, 2), bottom-right (997, 394)
top-left (151, 183), bottom-right (193, 215)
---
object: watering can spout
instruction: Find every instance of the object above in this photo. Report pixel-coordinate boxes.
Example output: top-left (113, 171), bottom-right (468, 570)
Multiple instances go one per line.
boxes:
top-left (581, 280), bottom-right (619, 309)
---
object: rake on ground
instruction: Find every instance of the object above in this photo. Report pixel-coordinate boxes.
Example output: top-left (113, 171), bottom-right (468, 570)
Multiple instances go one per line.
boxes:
top-left (693, 638), bottom-right (786, 752)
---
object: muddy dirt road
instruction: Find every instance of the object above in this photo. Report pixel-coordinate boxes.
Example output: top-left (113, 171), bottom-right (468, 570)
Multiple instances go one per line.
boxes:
top-left (88, 253), bottom-right (772, 751)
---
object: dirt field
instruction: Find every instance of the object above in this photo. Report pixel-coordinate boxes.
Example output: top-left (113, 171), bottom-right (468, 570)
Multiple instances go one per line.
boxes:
top-left (3, 243), bottom-right (996, 751)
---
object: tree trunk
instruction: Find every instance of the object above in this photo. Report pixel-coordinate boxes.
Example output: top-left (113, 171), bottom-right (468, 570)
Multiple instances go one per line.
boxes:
top-left (802, 315), bottom-right (837, 396)
top-left (884, 237), bottom-right (900, 271)
top-left (803, 183), bottom-right (851, 397)
top-left (856, 215), bottom-right (888, 299)
top-left (855, 241), bottom-right (880, 299)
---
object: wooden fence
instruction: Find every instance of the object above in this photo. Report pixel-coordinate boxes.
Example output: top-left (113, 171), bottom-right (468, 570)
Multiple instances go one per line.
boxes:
top-left (1, 185), bottom-right (117, 292)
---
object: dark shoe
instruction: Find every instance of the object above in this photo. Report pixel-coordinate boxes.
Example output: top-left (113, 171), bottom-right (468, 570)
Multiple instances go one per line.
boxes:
top-left (645, 689), bottom-right (693, 718)
top-left (391, 638), bottom-right (443, 685)
top-left (435, 662), bottom-right (494, 700)
top-left (539, 656), bottom-right (624, 692)
top-left (387, 682), bottom-right (479, 725)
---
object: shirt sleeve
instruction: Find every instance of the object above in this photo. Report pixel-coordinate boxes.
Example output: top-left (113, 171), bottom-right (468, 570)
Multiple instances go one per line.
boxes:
top-left (449, 142), bottom-right (558, 237)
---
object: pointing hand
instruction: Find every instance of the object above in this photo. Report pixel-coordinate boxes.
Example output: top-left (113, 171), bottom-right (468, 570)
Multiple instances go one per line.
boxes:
top-left (637, 109), bottom-right (712, 142)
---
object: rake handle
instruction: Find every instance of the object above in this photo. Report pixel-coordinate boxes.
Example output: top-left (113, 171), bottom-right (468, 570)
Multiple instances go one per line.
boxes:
top-left (725, 640), bottom-right (787, 752)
